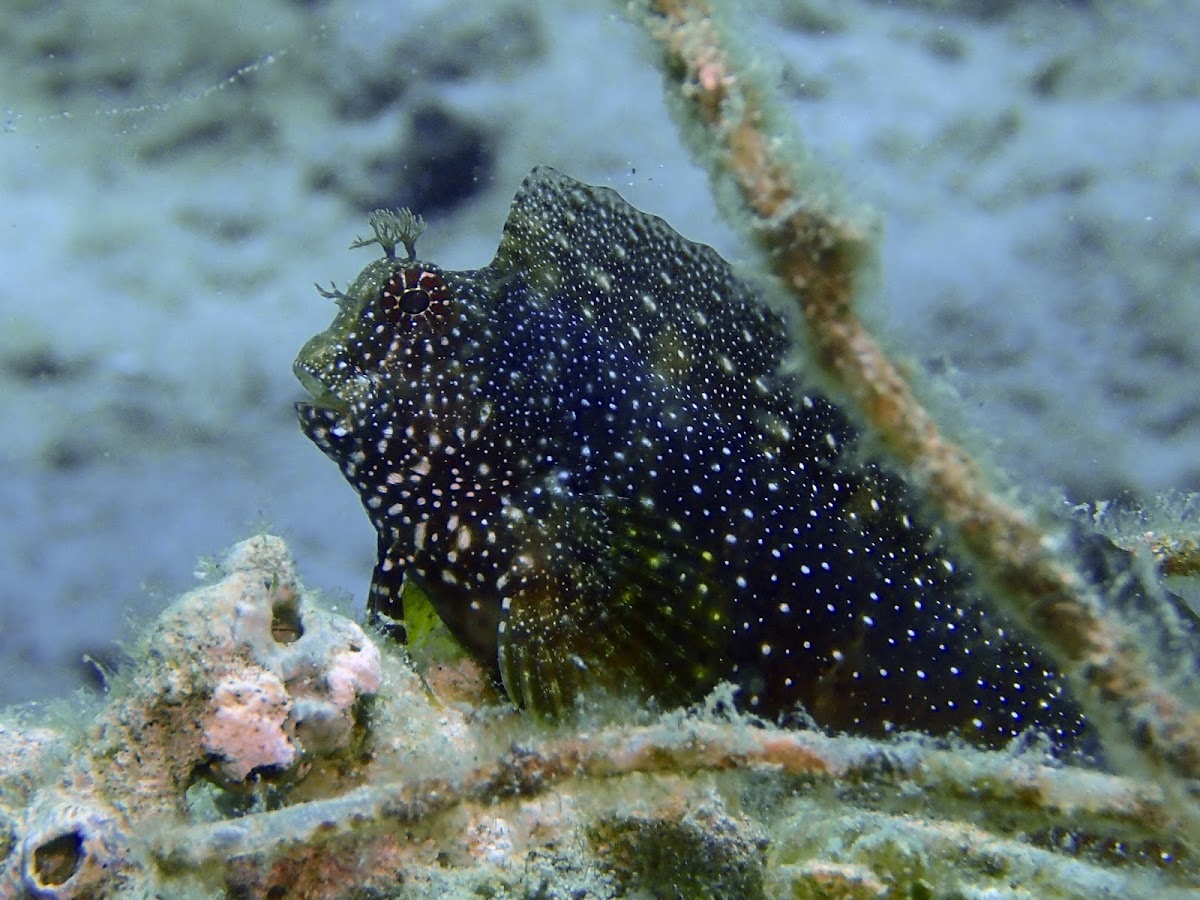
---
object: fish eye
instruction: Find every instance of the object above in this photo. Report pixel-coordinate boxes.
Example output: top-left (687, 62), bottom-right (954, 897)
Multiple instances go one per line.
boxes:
top-left (379, 266), bottom-right (452, 325)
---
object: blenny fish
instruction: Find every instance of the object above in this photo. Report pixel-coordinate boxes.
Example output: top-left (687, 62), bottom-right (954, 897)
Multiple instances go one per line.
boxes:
top-left (295, 166), bottom-right (1090, 750)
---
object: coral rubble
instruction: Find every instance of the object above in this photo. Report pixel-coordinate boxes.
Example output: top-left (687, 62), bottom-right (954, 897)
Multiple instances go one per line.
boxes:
top-left (1, 536), bottom-right (381, 897)
top-left (1, 535), bottom-right (1195, 897)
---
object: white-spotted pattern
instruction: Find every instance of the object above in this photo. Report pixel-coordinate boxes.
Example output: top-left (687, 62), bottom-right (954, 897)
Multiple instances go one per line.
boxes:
top-left (295, 167), bottom-right (1091, 753)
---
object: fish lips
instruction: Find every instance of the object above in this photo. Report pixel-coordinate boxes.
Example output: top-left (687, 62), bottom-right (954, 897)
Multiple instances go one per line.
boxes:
top-left (294, 365), bottom-right (348, 411)
top-left (293, 354), bottom-right (356, 452)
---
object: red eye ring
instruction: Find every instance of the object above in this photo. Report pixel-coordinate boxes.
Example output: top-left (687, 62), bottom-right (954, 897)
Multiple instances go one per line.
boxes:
top-left (379, 266), bottom-right (452, 325)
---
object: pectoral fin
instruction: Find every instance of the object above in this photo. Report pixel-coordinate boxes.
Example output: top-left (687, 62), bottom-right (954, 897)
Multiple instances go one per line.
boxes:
top-left (496, 493), bottom-right (730, 719)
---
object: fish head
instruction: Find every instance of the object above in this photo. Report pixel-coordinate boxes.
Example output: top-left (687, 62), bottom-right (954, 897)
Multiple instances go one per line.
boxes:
top-left (292, 242), bottom-right (501, 545)
top-left (292, 213), bottom-right (521, 651)
top-left (297, 254), bottom-right (465, 454)
top-left (296, 252), bottom-right (459, 403)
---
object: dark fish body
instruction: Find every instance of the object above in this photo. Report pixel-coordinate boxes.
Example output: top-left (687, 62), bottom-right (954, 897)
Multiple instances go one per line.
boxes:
top-left (296, 167), bottom-right (1089, 751)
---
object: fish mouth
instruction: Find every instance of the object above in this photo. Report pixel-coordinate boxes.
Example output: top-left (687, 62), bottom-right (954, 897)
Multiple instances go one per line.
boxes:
top-left (293, 360), bottom-right (351, 414)
top-left (295, 391), bottom-right (348, 416)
